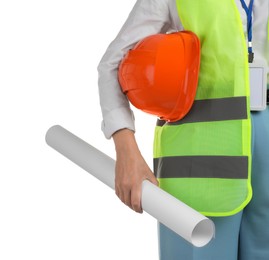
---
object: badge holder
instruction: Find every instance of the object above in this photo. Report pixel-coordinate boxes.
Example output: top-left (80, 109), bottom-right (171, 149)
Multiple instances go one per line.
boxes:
top-left (249, 59), bottom-right (268, 111)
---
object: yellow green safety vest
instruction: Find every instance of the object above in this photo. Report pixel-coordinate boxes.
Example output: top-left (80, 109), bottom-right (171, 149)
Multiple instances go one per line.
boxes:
top-left (153, 0), bottom-right (252, 217)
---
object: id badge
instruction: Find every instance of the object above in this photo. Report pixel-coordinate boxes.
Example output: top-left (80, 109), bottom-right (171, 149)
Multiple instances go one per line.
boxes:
top-left (249, 60), bottom-right (268, 111)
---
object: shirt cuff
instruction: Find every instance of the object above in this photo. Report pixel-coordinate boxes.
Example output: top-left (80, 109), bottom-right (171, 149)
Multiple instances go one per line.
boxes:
top-left (101, 106), bottom-right (135, 139)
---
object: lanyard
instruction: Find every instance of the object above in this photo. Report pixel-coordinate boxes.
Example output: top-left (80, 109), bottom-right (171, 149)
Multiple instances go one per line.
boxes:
top-left (240, 0), bottom-right (254, 63)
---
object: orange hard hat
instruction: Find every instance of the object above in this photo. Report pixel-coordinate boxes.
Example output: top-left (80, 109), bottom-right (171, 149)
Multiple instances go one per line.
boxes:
top-left (118, 31), bottom-right (200, 122)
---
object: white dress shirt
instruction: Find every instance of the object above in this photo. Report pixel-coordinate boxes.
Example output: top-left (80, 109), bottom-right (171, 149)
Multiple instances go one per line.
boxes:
top-left (97, 0), bottom-right (269, 139)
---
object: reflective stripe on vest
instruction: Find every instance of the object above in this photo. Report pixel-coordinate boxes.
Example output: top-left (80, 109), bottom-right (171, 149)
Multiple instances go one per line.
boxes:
top-left (153, 0), bottom-right (252, 217)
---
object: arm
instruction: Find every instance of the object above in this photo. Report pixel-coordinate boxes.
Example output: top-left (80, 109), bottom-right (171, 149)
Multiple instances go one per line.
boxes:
top-left (97, 0), bottom-right (173, 139)
top-left (97, 0), bottom-right (180, 213)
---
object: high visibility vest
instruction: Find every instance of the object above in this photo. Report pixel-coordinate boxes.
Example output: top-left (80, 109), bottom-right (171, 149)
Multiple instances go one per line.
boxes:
top-left (153, 0), bottom-right (252, 217)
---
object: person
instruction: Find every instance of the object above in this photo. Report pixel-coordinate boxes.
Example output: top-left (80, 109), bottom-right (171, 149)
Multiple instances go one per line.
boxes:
top-left (97, 0), bottom-right (269, 259)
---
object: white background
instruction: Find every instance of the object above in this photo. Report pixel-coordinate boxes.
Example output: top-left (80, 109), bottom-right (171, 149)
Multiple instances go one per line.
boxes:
top-left (0, 1), bottom-right (158, 259)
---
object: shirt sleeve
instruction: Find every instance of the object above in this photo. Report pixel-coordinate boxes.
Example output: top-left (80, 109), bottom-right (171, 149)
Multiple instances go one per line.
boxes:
top-left (97, 0), bottom-right (180, 139)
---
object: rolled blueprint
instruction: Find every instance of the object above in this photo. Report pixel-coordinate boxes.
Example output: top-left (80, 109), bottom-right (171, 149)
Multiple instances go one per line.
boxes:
top-left (45, 125), bottom-right (215, 247)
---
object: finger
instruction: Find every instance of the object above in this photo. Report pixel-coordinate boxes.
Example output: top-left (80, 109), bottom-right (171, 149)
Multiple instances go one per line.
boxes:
top-left (147, 173), bottom-right (159, 186)
top-left (131, 184), bottom-right (143, 213)
top-left (122, 188), bottom-right (132, 208)
top-left (116, 183), bottom-right (126, 205)
top-left (154, 177), bottom-right (159, 186)
top-left (115, 185), bottom-right (120, 198)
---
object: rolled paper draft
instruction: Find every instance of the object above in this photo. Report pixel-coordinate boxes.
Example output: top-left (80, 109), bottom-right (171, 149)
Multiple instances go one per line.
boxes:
top-left (45, 125), bottom-right (215, 247)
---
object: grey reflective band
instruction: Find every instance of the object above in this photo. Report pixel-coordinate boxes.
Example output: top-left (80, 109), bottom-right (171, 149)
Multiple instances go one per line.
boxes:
top-left (157, 97), bottom-right (247, 126)
top-left (154, 156), bottom-right (248, 179)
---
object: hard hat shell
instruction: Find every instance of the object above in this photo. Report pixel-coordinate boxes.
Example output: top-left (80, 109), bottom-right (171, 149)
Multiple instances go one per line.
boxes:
top-left (118, 31), bottom-right (201, 122)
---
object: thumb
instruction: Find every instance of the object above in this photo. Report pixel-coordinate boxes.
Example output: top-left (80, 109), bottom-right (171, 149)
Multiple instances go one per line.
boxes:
top-left (146, 173), bottom-right (159, 187)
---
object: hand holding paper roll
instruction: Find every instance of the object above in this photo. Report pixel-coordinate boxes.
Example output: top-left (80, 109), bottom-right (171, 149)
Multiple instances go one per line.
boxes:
top-left (46, 125), bottom-right (215, 247)
top-left (113, 128), bottom-right (159, 213)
